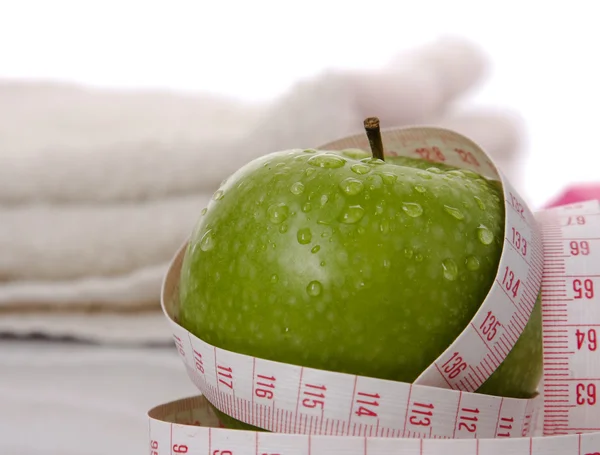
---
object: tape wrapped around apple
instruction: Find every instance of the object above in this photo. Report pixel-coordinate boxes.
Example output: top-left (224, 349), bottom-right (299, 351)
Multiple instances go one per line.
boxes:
top-left (177, 118), bottom-right (542, 431)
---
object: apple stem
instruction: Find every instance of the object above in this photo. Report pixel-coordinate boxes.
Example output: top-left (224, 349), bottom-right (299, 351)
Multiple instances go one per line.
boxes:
top-left (363, 117), bottom-right (385, 161)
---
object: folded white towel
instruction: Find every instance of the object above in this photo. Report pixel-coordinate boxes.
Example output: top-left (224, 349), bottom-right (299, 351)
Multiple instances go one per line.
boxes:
top-left (0, 37), bottom-right (525, 343)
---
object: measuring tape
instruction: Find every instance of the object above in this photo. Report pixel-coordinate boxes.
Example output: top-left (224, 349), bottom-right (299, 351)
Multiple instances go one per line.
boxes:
top-left (148, 126), bottom-right (600, 454)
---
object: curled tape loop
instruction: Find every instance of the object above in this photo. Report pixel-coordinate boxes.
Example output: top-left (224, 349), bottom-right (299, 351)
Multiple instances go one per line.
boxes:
top-left (148, 126), bottom-right (600, 454)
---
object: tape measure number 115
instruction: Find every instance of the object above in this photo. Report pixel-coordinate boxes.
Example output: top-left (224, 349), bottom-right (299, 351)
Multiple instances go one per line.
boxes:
top-left (148, 126), bottom-right (600, 455)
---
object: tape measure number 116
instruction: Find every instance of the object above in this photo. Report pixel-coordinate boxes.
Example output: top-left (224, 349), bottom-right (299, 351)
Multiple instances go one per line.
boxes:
top-left (148, 126), bottom-right (600, 455)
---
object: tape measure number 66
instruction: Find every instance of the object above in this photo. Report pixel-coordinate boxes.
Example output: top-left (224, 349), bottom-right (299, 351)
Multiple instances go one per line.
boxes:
top-left (148, 126), bottom-right (600, 455)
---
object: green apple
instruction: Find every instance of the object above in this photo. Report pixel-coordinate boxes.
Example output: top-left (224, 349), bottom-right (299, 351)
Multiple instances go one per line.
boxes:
top-left (178, 125), bottom-right (542, 431)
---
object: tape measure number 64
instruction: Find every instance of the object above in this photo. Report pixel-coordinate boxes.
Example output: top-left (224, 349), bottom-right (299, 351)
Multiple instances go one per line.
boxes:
top-left (148, 126), bottom-right (600, 455)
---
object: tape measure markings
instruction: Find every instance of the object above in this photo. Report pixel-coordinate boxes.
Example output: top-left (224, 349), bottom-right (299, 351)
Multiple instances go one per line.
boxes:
top-left (412, 148), bottom-right (542, 393)
top-left (169, 311), bottom-right (534, 440)
top-left (148, 400), bottom-right (600, 455)
top-left (541, 204), bottom-right (600, 436)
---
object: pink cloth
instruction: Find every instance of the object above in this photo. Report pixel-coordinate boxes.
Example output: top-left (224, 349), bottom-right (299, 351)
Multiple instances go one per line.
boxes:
top-left (544, 183), bottom-right (600, 208)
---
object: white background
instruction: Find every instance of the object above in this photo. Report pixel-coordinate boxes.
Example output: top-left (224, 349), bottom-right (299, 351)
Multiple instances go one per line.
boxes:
top-left (1, 0), bottom-right (598, 209)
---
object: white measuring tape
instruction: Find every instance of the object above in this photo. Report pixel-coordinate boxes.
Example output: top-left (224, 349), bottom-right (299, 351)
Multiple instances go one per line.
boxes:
top-left (148, 126), bottom-right (600, 454)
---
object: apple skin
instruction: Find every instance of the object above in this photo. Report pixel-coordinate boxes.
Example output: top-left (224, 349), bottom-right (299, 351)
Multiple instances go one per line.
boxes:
top-left (178, 148), bottom-right (542, 430)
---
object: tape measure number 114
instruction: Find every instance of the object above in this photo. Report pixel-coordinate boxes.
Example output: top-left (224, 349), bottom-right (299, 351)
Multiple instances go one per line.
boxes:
top-left (148, 126), bottom-right (600, 455)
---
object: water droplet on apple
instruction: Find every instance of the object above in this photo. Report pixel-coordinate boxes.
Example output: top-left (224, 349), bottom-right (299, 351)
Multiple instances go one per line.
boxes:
top-left (415, 253), bottom-right (424, 262)
top-left (303, 148), bottom-right (317, 154)
top-left (382, 258), bottom-right (391, 269)
top-left (270, 274), bottom-right (279, 283)
top-left (442, 258), bottom-right (458, 281)
top-left (375, 204), bottom-right (384, 215)
top-left (440, 185), bottom-right (452, 195)
top-left (320, 260), bottom-right (326, 266)
top-left (367, 174), bottom-right (383, 190)
top-left (427, 167), bottom-right (442, 174)
top-left (402, 202), bottom-right (423, 217)
top-left (201, 207), bottom-right (207, 215)
top-left (199, 229), bottom-right (215, 251)
top-left (404, 248), bottom-right (414, 259)
top-left (379, 219), bottom-right (390, 234)
top-left (307, 153), bottom-right (346, 169)
top-left (279, 223), bottom-right (289, 233)
top-left (339, 205), bottom-right (365, 224)
top-left (297, 228), bottom-right (312, 245)
top-left (416, 171), bottom-right (432, 180)
top-left (414, 185), bottom-right (426, 193)
top-left (477, 225), bottom-right (494, 245)
top-left (379, 172), bottom-right (398, 185)
top-left (444, 205), bottom-right (465, 220)
top-left (339, 177), bottom-right (364, 196)
top-left (263, 161), bottom-right (271, 168)
top-left (448, 170), bottom-right (465, 178)
top-left (302, 202), bottom-right (312, 213)
top-left (341, 148), bottom-right (369, 159)
top-left (306, 280), bottom-right (322, 297)
top-left (474, 196), bottom-right (486, 210)
top-left (311, 245), bottom-right (321, 253)
top-left (305, 168), bottom-right (316, 177)
top-left (320, 194), bottom-right (329, 206)
top-left (267, 203), bottom-right (290, 224)
top-left (466, 255), bottom-right (480, 271)
top-left (290, 182), bottom-right (305, 195)
top-left (361, 157), bottom-right (385, 166)
top-left (213, 190), bottom-right (224, 201)
top-left (351, 163), bottom-right (371, 175)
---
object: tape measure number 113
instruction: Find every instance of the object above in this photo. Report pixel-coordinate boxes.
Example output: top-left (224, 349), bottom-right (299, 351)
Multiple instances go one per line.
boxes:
top-left (148, 126), bottom-right (600, 455)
